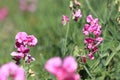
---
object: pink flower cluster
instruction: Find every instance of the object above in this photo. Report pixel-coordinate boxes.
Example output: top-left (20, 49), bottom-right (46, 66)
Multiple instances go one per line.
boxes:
top-left (45, 56), bottom-right (80, 80)
top-left (11, 32), bottom-right (38, 64)
top-left (19, 0), bottom-right (37, 12)
top-left (62, 15), bottom-right (69, 26)
top-left (0, 62), bottom-right (25, 80)
top-left (0, 7), bottom-right (8, 21)
top-left (82, 15), bottom-right (103, 60)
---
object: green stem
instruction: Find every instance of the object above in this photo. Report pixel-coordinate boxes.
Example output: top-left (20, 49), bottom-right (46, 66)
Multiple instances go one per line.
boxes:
top-left (63, 22), bottom-right (70, 56)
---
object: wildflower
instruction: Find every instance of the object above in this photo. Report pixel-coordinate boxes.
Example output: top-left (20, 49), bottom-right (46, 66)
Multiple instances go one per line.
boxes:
top-left (72, 9), bottom-right (82, 21)
top-left (62, 15), bottom-right (69, 26)
top-left (45, 56), bottom-right (80, 80)
top-left (0, 62), bottom-right (25, 80)
top-left (82, 15), bottom-right (103, 60)
top-left (83, 15), bottom-right (101, 37)
top-left (0, 7), bottom-right (8, 21)
top-left (19, 0), bottom-right (37, 12)
top-left (11, 32), bottom-right (37, 64)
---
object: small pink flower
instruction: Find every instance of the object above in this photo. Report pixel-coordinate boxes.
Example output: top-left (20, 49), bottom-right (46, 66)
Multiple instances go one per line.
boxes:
top-left (45, 56), bottom-right (80, 80)
top-left (62, 15), bottom-right (69, 26)
top-left (12, 32), bottom-right (37, 64)
top-left (72, 9), bottom-right (82, 21)
top-left (0, 7), bottom-right (8, 21)
top-left (0, 62), bottom-right (25, 80)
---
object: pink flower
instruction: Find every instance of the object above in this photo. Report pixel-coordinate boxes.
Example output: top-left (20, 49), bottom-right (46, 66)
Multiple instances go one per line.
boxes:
top-left (19, 0), bottom-right (37, 12)
top-left (82, 15), bottom-right (103, 61)
top-left (15, 32), bottom-right (38, 47)
top-left (72, 9), bottom-right (82, 21)
top-left (12, 32), bottom-right (37, 64)
top-left (0, 7), bottom-right (8, 21)
top-left (62, 15), bottom-right (69, 26)
top-left (45, 56), bottom-right (80, 80)
top-left (0, 62), bottom-right (25, 80)
top-left (83, 15), bottom-right (101, 36)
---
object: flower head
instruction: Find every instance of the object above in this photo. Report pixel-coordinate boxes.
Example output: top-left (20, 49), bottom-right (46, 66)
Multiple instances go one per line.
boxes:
top-left (82, 15), bottom-right (103, 60)
top-left (72, 9), bottom-right (82, 21)
top-left (0, 7), bottom-right (8, 21)
top-left (62, 15), bottom-right (69, 26)
top-left (11, 32), bottom-right (37, 64)
top-left (45, 56), bottom-right (80, 80)
top-left (0, 62), bottom-right (25, 80)
top-left (19, 0), bottom-right (37, 12)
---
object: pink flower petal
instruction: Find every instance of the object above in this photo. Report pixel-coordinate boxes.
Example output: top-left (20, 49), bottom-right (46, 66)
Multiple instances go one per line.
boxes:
top-left (63, 56), bottom-right (77, 73)
top-left (45, 57), bottom-right (62, 75)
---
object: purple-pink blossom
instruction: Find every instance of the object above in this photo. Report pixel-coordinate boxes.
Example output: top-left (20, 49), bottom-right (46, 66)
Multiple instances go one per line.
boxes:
top-left (45, 56), bottom-right (80, 80)
top-left (72, 9), bottom-right (82, 21)
top-left (0, 62), bottom-right (25, 80)
top-left (0, 7), bottom-right (8, 21)
top-left (11, 32), bottom-right (37, 64)
top-left (62, 15), bottom-right (69, 26)
top-left (82, 15), bottom-right (101, 37)
top-left (82, 15), bottom-right (103, 60)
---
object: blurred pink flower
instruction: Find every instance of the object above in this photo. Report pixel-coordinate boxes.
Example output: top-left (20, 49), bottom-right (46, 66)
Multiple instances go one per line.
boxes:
top-left (19, 0), bottom-right (37, 12)
top-left (45, 56), bottom-right (80, 80)
top-left (0, 7), bottom-right (8, 21)
top-left (72, 9), bottom-right (82, 21)
top-left (0, 62), bottom-right (25, 80)
top-left (62, 15), bottom-right (69, 26)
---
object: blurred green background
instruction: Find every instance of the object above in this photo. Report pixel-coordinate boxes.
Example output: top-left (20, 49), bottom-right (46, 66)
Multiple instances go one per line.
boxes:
top-left (0, 0), bottom-right (120, 80)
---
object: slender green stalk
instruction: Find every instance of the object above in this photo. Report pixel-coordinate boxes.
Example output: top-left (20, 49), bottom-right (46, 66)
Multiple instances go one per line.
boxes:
top-left (63, 21), bottom-right (70, 56)
top-left (63, 11), bottom-right (72, 56)
top-left (85, 0), bottom-right (98, 18)
top-left (85, 0), bottom-right (104, 23)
